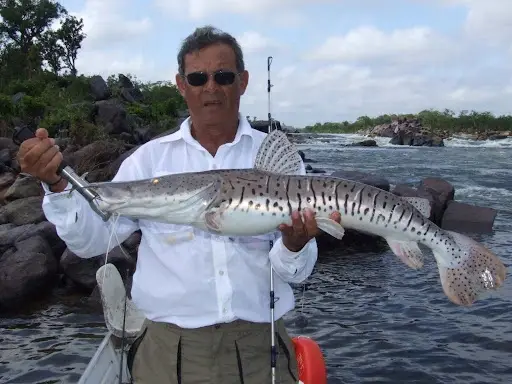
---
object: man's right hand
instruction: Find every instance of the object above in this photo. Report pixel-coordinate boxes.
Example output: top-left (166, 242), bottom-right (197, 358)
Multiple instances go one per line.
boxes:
top-left (17, 128), bottom-right (68, 192)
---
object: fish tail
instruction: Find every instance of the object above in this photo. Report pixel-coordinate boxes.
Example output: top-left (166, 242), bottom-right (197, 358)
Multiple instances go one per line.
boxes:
top-left (433, 230), bottom-right (507, 306)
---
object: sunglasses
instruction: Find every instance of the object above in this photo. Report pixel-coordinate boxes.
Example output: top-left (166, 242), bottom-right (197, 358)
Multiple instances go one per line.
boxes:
top-left (184, 70), bottom-right (238, 87)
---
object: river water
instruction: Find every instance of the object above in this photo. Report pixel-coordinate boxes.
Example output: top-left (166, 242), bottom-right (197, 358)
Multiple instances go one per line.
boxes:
top-left (1, 134), bottom-right (511, 384)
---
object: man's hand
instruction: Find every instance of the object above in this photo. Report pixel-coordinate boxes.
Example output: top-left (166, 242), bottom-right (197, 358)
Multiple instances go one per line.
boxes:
top-left (16, 128), bottom-right (67, 192)
top-left (278, 208), bottom-right (341, 252)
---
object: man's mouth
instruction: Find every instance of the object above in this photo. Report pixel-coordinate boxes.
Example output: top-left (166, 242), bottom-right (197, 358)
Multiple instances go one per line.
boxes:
top-left (204, 100), bottom-right (222, 107)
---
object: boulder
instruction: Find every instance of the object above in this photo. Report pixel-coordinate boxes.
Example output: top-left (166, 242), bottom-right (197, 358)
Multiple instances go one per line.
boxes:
top-left (392, 184), bottom-right (442, 224)
top-left (348, 139), bottom-right (377, 147)
top-left (368, 117), bottom-right (445, 147)
top-left (441, 201), bottom-right (497, 233)
top-left (331, 170), bottom-right (390, 191)
top-left (0, 235), bottom-right (57, 309)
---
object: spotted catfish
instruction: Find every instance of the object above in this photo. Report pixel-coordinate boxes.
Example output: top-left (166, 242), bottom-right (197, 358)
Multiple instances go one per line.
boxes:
top-left (81, 129), bottom-right (507, 307)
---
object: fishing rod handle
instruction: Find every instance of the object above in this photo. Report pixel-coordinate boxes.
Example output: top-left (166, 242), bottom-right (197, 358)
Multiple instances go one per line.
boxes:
top-left (12, 125), bottom-right (112, 222)
top-left (12, 125), bottom-right (68, 174)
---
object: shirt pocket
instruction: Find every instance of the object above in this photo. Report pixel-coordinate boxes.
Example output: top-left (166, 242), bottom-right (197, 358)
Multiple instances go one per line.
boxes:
top-left (140, 220), bottom-right (196, 247)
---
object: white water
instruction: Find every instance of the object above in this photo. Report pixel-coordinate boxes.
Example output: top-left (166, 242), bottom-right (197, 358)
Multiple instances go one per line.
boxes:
top-left (290, 132), bottom-right (512, 149)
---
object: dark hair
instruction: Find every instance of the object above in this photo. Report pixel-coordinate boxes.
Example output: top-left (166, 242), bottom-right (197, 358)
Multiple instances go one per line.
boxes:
top-left (177, 25), bottom-right (245, 75)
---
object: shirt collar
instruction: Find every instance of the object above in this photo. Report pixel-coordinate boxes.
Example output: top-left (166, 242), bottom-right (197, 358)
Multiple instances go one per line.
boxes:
top-left (159, 113), bottom-right (255, 148)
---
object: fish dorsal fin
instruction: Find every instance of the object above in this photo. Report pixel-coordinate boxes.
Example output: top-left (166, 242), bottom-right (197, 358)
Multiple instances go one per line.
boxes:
top-left (253, 129), bottom-right (303, 174)
top-left (401, 196), bottom-right (432, 218)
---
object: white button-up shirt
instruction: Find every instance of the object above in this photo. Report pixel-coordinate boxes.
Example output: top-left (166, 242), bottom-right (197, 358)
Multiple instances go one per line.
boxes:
top-left (42, 115), bottom-right (318, 328)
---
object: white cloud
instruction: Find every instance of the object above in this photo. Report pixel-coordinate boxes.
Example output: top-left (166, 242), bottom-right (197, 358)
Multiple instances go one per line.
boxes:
top-left (153, 0), bottom-right (333, 20)
top-left (66, 0), bottom-right (157, 80)
top-left (72, 0), bottom-right (152, 50)
top-left (308, 26), bottom-right (455, 64)
top-left (462, 0), bottom-right (512, 46)
top-left (75, 50), bottom-right (158, 81)
top-left (236, 32), bottom-right (280, 54)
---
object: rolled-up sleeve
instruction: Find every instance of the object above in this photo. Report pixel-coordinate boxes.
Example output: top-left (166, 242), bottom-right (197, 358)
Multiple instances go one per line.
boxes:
top-left (41, 153), bottom-right (142, 258)
top-left (269, 235), bottom-right (318, 283)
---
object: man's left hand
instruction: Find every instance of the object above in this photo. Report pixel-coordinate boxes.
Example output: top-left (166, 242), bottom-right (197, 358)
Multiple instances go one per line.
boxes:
top-left (278, 208), bottom-right (342, 252)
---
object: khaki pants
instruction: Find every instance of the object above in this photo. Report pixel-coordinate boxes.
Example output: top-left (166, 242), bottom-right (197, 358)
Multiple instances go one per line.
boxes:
top-left (128, 318), bottom-right (299, 384)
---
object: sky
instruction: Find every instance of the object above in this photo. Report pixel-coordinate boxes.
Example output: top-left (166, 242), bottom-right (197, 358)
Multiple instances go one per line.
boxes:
top-left (59, 0), bottom-right (512, 128)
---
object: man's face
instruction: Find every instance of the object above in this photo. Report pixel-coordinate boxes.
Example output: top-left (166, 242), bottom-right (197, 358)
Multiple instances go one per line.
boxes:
top-left (176, 43), bottom-right (249, 127)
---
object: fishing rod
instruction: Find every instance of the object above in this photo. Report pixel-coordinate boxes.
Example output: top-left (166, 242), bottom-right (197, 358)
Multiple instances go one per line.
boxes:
top-left (12, 125), bottom-right (111, 222)
top-left (267, 55), bottom-right (277, 384)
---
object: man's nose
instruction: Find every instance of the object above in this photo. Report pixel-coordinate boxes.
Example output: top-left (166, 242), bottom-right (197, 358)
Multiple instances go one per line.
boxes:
top-left (204, 75), bottom-right (219, 91)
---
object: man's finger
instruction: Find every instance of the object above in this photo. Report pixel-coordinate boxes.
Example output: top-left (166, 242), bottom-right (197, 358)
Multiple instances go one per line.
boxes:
top-left (35, 128), bottom-right (49, 139)
top-left (40, 146), bottom-right (61, 175)
top-left (330, 211), bottom-right (341, 223)
top-left (301, 209), bottom-right (318, 236)
top-left (42, 151), bottom-right (63, 178)
top-left (23, 138), bottom-right (55, 165)
top-left (291, 210), bottom-right (306, 235)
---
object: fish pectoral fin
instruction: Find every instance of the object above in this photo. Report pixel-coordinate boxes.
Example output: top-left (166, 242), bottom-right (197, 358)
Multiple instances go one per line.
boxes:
top-left (316, 217), bottom-right (345, 239)
top-left (204, 210), bottom-right (223, 233)
top-left (385, 238), bottom-right (424, 269)
top-left (253, 129), bottom-right (303, 175)
top-left (401, 197), bottom-right (431, 218)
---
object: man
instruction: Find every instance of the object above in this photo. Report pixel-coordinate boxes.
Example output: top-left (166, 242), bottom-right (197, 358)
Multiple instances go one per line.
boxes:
top-left (17, 26), bottom-right (341, 383)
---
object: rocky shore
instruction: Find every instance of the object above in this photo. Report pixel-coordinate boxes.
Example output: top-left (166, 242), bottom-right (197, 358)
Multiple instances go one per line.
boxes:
top-left (363, 117), bottom-right (511, 147)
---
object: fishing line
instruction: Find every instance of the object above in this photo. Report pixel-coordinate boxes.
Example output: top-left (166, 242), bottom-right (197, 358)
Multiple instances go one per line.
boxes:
top-left (101, 212), bottom-right (132, 384)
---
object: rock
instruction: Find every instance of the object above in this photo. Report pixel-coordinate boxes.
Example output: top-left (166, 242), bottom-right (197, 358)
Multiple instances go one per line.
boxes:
top-left (60, 244), bottom-right (136, 291)
top-left (331, 170), bottom-right (390, 191)
top-left (418, 177), bottom-right (454, 219)
top-left (0, 148), bottom-right (11, 166)
top-left (487, 134), bottom-right (508, 140)
top-left (3, 174), bottom-right (43, 202)
top-left (0, 172), bottom-right (16, 188)
top-left (392, 184), bottom-right (442, 224)
top-left (16, 221), bottom-right (67, 261)
top-left (441, 201), bottom-right (497, 233)
top-left (93, 99), bottom-right (132, 135)
top-left (64, 140), bottom-right (129, 181)
top-left (298, 150), bottom-right (316, 163)
top-left (369, 117), bottom-right (444, 147)
top-left (0, 172), bottom-right (16, 202)
top-left (0, 223), bottom-right (37, 251)
top-left (117, 74), bottom-right (144, 103)
top-left (305, 164), bottom-right (325, 173)
top-left (59, 249), bottom-right (103, 291)
top-left (0, 196), bottom-right (46, 226)
top-left (0, 235), bottom-right (57, 309)
top-left (390, 130), bottom-right (444, 147)
top-left (349, 139), bottom-right (377, 147)
top-left (89, 75), bottom-right (112, 101)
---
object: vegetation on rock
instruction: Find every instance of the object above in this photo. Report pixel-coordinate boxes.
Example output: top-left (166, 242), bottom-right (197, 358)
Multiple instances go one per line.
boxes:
top-left (304, 109), bottom-right (512, 137)
top-left (0, 0), bottom-right (187, 146)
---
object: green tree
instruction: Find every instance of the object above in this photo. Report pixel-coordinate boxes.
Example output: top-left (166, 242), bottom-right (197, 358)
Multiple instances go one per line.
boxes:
top-left (304, 110), bottom-right (512, 134)
top-left (56, 15), bottom-right (85, 76)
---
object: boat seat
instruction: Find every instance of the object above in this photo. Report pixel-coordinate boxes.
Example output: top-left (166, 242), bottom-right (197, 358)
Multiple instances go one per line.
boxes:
top-left (96, 263), bottom-right (146, 340)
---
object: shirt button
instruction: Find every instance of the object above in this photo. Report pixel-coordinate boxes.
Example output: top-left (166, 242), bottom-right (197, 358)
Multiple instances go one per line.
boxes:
top-left (219, 270), bottom-right (224, 276)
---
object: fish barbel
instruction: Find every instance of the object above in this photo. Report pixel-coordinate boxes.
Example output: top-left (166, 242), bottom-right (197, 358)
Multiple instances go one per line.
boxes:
top-left (82, 130), bottom-right (507, 306)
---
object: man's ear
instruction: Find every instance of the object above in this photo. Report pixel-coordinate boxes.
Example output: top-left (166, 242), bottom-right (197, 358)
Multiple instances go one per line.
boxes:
top-left (238, 70), bottom-right (249, 95)
top-left (176, 73), bottom-right (186, 97)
